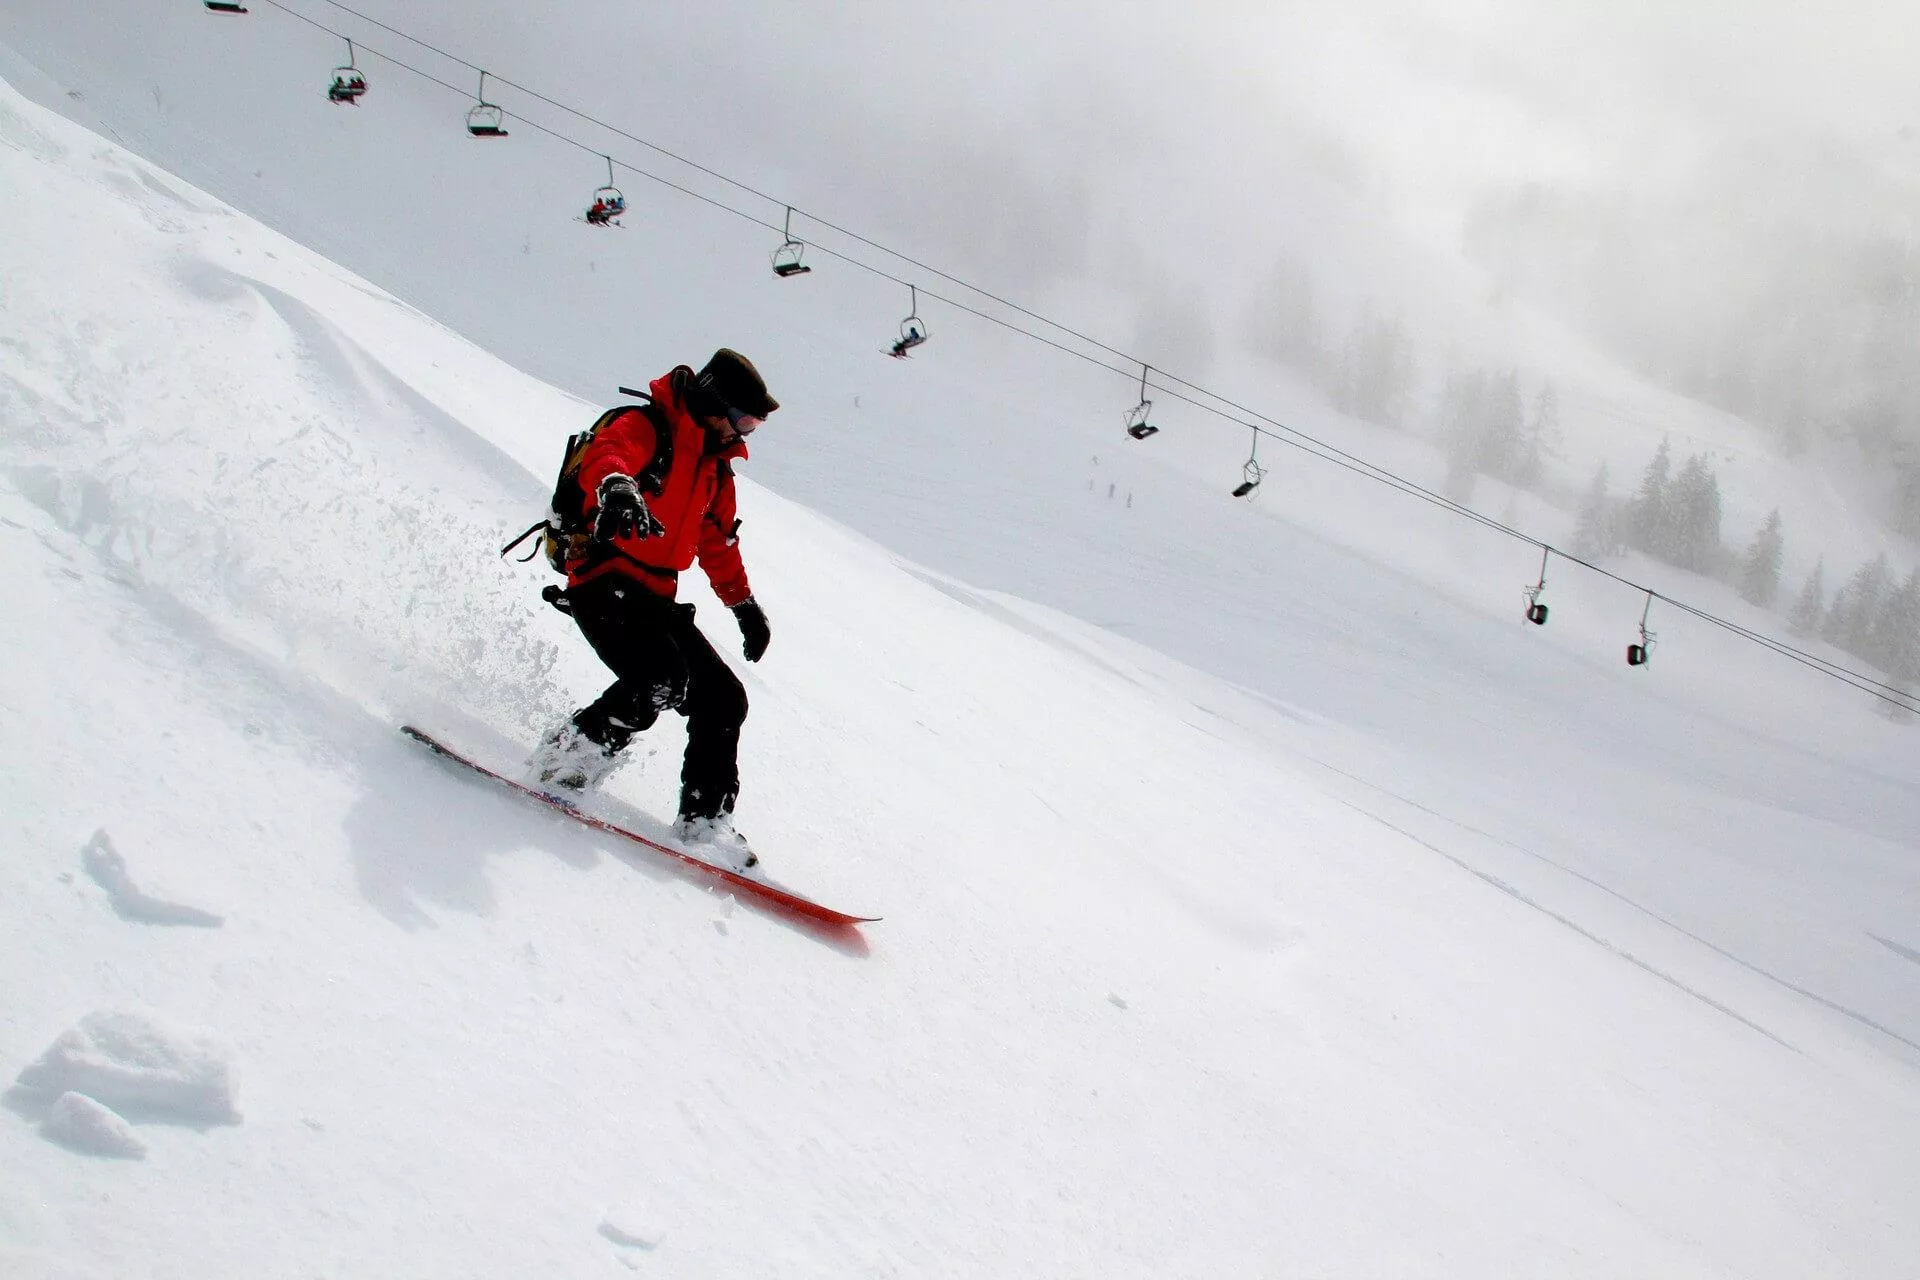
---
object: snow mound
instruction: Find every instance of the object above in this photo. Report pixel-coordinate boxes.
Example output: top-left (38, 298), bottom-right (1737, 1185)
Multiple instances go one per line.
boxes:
top-left (80, 830), bottom-right (224, 928)
top-left (40, 1092), bottom-right (146, 1160)
top-left (15, 1011), bottom-right (239, 1126)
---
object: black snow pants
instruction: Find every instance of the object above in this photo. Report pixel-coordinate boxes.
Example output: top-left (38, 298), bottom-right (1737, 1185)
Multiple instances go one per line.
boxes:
top-left (565, 576), bottom-right (748, 821)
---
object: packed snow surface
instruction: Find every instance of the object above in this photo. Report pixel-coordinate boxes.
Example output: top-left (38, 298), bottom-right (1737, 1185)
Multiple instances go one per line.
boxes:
top-left (14, 1010), bottom-right (238, 1128)
top-left (2, 18), bottom-right (1919, 1280)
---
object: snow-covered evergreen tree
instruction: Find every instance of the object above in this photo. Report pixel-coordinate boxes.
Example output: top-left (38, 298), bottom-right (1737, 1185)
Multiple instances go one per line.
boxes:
top-left (1866, 568), bottom-right (1920, 678)
top-left (1480, 370), bottom-right (1525, 482)
top-left (1437, 367), bottom-right (1548, 495)
top-left (1824, 553), bottom-right (1891, 654)
top-left (1438, 368), bottom-right (1487, 501)
top-left (1571, 461), bottom-right (1619, 560)
top-left (1892, 463), bottom-right (1920, 542)
top-left (1788, 556), bottom-right (1827, 636)
top-left (1737, 510), bottom-right (1785, 607)
top-left (1517, 381), bottom-right (1560, 490)
top-left (1247, 256), bottom-right (1321, 371)
top-left (1668, 453), bottom-right (1724, 573)
top-left (1334, 307), bottom-right (1416, 427)
top-left (1625, 439), bottom-right (1674, 559)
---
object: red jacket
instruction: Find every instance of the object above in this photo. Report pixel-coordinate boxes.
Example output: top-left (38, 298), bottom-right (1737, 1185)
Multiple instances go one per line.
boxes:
top-left (568, 368), bottom-right (753, 605)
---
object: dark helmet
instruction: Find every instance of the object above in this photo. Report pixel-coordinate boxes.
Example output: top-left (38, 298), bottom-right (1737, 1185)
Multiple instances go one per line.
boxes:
top-left (694, 348), bottom-right (779, 418)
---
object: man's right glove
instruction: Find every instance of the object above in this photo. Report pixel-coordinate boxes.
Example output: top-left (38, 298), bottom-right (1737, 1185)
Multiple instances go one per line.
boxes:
top-left (732, 597), bottom-right (771, 663)
top-left (593, 473), bottom-right (665, 543)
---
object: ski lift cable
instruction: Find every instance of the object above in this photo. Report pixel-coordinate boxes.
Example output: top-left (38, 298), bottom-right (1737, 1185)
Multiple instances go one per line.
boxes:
top-left (291, 0), bottom-right (792, 205)
top-left (283, 1), bottom-right (1645, 507)
top-left (244, 7), bottom-right (1157, 371)
top-left (272, 35), bottom-right (1917, 715)
top-left (279, 7), bottom-right (1522, 530)
top-left (235, 5), bottom-right (1860, 568)
top-left (269, 6), bottom-right (1535, 545)
top-left (1656, 595), bottom-right (1919, 706)
top-left (240, 0), bottom-right (1920, 716)
top-left (260, 3), bottom-right (1143, 369)
top-left (288, 0), bottom-right (1149, 361)
top-left (1528, 546), bottom-right (1919, 707)
top-left (1507, 536), bottom-right (1917, 705)
top-left (252, 0), bottom-right (1596, 536)
top-left (255, 6), bottom-right (795, 237)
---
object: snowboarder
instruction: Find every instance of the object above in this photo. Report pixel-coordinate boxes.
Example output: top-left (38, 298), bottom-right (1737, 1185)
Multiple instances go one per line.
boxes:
top-left (528, 349), bottom-right (779, 871)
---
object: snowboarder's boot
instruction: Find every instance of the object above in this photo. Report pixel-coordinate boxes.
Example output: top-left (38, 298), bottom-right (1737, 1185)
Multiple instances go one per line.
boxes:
top-left (527, 720), bottom-right (624, 795)
top-left (672, 812), bottom-right (759, 873)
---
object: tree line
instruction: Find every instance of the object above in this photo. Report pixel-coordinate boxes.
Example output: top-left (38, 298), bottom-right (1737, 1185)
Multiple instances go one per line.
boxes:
top-left (1570, 442), bottom-right (1920, 697)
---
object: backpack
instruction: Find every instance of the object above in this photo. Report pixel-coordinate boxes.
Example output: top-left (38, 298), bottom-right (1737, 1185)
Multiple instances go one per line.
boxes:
top-left (501, 388), bottom-right (675, 576)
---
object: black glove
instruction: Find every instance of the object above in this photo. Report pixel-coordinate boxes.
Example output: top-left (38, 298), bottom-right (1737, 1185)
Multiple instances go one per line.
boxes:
top-left (732, 597), bottom-right (771, 663)
top-left (593, 474), bottom-right (665, 543)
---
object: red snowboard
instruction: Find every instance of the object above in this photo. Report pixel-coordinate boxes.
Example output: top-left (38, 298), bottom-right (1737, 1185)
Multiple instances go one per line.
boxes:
top-left (402, 726), bottom-right (878, 930)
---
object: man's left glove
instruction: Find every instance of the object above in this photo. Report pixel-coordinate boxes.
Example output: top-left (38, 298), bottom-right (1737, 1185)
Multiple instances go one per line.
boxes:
top-left (732, 597), bottom-right (771, 663)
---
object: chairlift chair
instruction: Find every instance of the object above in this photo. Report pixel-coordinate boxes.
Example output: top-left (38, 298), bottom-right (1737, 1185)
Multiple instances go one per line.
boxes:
top-left (583, 157), bottom-right (624, 225)
top-left (1231, 427), bottom-right (1265, 497)
top-left (327, 39), bottom-right (366, 104)
top-left (1626, 592), bottom-right (1656, 665)
top-left (466, 71), bottom-right (508, 137)
top-left (771, 207), bottom-right (811, 277)
top-left (1523, 547), bottom-right (1550, 624)
top-left (773, 241), bottom-right (810, 277)
top-left (889, 287), bottom-right (928, 357)
top-left (1124, 364), bottom-right (1158, 439)
top-left (585, 188), bottom-right (626, 225)
top-left (204, 1), bottom-right (249, 13)
top-left (467, 103), bottom-right (507, 137)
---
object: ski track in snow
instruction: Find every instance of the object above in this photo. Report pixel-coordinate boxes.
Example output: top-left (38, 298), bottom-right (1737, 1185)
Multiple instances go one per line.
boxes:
top-left (1872, 933), bottom-right (1920, 969)
top-left (0, 28), bottom-right (1917, 1280)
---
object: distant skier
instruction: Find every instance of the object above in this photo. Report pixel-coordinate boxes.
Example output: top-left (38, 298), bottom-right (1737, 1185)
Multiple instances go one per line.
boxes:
top-left (528, 349), bottom-right (779, 870)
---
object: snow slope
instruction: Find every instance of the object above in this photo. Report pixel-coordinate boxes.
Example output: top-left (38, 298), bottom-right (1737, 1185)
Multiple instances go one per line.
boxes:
top-left (3, 31), bottom-right (1920, 1280)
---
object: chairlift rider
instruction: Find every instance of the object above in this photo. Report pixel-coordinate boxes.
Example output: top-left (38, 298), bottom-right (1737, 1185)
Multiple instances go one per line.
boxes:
top-left (585, 190), bottom-right (626, 226)
top-left (890, 319), bottom-right (927, 358)
top-left (328, 70), bottom-right (367, 104)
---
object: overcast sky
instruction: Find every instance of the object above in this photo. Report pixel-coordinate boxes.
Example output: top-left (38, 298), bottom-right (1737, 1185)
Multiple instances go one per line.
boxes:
top-left (363, 1), bottom-right (1917, 296)
top-left (596, 2), bottom-right (1920, 231)
top-left (503, 0), bottom-right (1916, 379)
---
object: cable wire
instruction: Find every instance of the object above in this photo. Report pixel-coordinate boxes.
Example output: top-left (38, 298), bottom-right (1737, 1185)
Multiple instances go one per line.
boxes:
top-left (240, 0), bottom-right (1920, 717)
